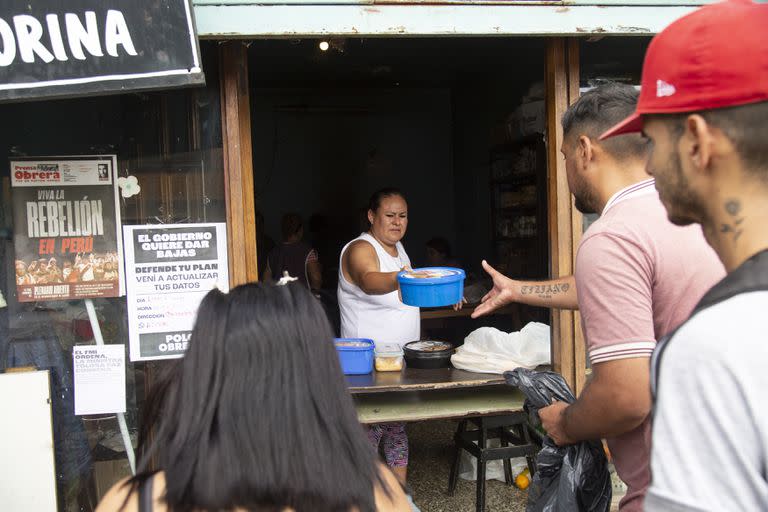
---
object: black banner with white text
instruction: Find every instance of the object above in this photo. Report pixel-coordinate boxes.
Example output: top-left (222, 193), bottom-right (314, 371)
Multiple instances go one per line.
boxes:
top-left (0, 0), bottom-right (203, 101)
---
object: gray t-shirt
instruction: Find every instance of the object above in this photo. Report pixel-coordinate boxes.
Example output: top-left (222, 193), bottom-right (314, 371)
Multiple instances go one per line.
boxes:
top-left (647, 291), bottom-right (768, 511)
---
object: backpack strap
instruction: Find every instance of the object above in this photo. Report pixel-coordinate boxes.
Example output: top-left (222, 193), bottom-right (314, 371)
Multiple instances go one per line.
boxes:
top-left (138, 475), bottom-right (154, 512)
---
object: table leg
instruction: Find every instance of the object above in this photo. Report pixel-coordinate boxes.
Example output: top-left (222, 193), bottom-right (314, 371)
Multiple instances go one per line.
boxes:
top-left (448, 420), bottom-right (466, 496)
top-left (476, 419), bottom-right (487, 512)
top-left (501, 434), bottom-right (513, 486)
top-left (522, 423), bottom-right (539, 475)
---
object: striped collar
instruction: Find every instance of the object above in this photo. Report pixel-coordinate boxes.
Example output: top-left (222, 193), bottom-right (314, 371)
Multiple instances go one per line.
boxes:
top-left (602, 178), bottom-right (656, 215)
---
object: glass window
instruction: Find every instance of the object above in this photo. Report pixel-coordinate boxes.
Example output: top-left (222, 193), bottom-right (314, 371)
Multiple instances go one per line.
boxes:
top-left (0, 42), bottom-right (224, 511)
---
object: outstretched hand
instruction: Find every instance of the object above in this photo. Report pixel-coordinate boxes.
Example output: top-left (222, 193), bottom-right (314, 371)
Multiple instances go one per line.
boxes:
top-left (471, 260), bottom-right (519, 319)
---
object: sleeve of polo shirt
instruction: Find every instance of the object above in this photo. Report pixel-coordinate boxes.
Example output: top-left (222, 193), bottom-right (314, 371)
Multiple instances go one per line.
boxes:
top-left (576, 232), bottom-right (656, 364)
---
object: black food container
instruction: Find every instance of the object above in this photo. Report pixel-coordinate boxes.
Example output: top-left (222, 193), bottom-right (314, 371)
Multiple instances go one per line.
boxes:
top-left (403, 340), bottom-right (455, 369)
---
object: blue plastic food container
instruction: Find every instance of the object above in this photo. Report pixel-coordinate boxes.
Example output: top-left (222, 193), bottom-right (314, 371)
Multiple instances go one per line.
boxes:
top-left (397, 267), bottom-right (466, 307)
top-left (334, 338), bottom-right (374, 375)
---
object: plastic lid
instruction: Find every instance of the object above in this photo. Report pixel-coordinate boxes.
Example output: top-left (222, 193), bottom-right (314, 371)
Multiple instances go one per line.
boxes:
top-left (375, 343), bottom-right (403, 356)
top-left (404, 340), bottom-right (453, 352)
top-left (403, 340), bottom-right (454, 360)
top-left (333, 338), bottom-right (374, 351)
top-left (397, 267), bottom-right (466, 285)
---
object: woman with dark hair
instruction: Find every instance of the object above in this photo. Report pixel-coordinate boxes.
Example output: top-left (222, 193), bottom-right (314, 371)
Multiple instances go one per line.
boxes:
top-left (337, 188), bottom-right (418, 485)
top-left (96, 283), bottom-right (410, 512)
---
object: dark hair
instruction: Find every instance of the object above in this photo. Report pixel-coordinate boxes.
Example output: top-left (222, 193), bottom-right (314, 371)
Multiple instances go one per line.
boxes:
top-left (426, 237), bottom-right (451, 258)
top-left (660, 100), bottom-right (768, 179)
top-left (367, 188), bottom-right (405, 213)
top-left (280, 213), bottom-right (303, 240)
top-left (561, 82), bottom-right (649, 162)
top-left (130, 283), bottom-right (385, 512)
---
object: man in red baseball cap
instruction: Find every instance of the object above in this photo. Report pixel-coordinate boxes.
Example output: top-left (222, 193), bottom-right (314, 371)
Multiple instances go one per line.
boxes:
top-left (601, 1), bottom-right (768, 510)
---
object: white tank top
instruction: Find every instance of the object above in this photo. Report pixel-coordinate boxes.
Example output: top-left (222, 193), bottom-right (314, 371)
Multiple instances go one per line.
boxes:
top-left (337, 232), bottom-right (420, 346)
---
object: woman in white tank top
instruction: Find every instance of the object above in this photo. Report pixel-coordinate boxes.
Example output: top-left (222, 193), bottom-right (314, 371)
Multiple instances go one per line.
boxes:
top-left (337, 189), bottom-right (420, 485)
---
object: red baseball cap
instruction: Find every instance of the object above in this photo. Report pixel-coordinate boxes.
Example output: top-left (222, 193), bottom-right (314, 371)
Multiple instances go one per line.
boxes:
top-left (601, 0), bottom-right (768, 140)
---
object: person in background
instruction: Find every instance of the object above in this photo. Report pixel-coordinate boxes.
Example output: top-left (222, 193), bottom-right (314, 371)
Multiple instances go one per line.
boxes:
top-left (47, 258), bottom-right (62, 282)
top-left (472, 83), bottom-right (724, 511)
top-left (15, 260), bottom-right (32, 285)
top-left (425, 237), bottom-right (460, 268)
top-left (35, 257), bottom-right (51, 283)
top-left (597, 2), bottom-right (768, 510)
top-left (92, 258), bottom-right (106, 281)
top-left (263, 213), bottom-right (322, 292)
top-left (338, 188), bottom-right (419, 485)
top-left (102, 261), bottom-right (117, 282)
top-left (96, 283), bottom-right (411, 512)
top-left (76, 254), bottom-right (94, 282)
top-left (61, 261), bottom-right (72, 281)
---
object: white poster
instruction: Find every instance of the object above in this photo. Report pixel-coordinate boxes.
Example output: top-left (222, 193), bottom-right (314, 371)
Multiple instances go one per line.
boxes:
top-left (123, 223), bottom-right (229, 361)
top-left (73, 345), bottom-right (126, 415)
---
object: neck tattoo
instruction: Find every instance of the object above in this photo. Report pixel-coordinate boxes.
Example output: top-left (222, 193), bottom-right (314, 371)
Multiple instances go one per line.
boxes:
top-left (720, 198), bottom-right (745, 245)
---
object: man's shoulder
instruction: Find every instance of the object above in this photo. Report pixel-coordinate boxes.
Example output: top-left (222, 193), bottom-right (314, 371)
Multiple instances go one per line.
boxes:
top-left (668, 290), bottom-right (768, 356)
top-left (581, 192), bottom-right (713, 265)
top-left (586, 193), bottom-right (666, 238)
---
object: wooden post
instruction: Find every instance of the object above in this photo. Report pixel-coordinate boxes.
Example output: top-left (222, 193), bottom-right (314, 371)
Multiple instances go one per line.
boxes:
top-left (545, 38), bottom-right (583, 393)
top-left (567, 39), bottom-right (587, 396)
top-left (219, 42), bottom-right (259, 286)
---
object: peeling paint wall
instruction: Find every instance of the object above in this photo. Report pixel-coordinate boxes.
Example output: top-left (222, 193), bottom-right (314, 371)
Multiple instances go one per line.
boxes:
top-left (193, 4), bottom-right (700, 38)
top-left (193, 1), bottom-right (711, 5)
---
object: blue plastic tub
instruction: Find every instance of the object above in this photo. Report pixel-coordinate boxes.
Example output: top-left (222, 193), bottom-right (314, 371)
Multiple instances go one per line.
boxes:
top-left (334, 338), bottom-right (374, 375)
top-left (397, 267), bottom-right (466, 307)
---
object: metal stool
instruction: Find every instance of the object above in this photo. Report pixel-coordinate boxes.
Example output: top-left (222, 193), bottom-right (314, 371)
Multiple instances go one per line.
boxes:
top-left (448, 412), bottom-right (541, 512)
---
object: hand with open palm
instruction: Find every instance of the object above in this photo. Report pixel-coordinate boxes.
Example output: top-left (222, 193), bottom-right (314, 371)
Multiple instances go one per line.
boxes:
top-left (471, 260), bottom-right (520, 318)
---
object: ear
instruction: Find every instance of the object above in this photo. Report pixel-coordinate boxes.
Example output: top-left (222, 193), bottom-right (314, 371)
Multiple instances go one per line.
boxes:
top-left (367, 209), bottom-right (375, 225)
top-left (684, 114), bottom-right (715, 174)
top-left (578, 135), bottom-right (594, 166)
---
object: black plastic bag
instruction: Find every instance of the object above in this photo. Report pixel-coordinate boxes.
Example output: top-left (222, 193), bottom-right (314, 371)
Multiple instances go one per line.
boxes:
top-left (505, 368), bottom-right (612, 512)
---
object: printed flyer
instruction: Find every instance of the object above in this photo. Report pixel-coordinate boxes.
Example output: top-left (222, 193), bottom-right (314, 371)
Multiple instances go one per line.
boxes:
top-left (10, 156), bottom-right (124, 302)
top-left (73, 344), bottom-right (127, 415)
top-left (123, 223), bottom-right (229, 361)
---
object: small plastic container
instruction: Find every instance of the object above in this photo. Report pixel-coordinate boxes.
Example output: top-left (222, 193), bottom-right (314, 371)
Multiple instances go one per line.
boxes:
top-left (374, 343), bottom-right (404, 372)
top-left (334, 338), bottom-right (374, 375)
top-left (397, 267), bottom-right (466, 307)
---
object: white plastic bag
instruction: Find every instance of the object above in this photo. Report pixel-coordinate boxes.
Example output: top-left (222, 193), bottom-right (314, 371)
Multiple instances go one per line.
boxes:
top-left (450, 322), bottom-right (550, 374)
top-left (458, 440), bottom-right (529, 482)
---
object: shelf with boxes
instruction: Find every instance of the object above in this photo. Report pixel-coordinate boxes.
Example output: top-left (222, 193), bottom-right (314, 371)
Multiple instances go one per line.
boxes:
top-left (488, 133), bottom-right (547, 279)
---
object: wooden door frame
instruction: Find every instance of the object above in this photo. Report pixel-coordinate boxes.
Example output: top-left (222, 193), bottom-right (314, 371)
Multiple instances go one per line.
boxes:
top-left (219, 42), bottom-right (259, 287)
top-left (546, 38), bottom-right (586, 395)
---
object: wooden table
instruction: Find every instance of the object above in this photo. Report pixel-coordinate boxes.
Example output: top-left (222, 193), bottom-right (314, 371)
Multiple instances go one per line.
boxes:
top-left (355, 386), bottom-right (525, 424)
top-left (349, 368), bottom-right (536, 512)
top-left (348, 367), bottom-right (521, 424)
top-left (347, 367), bottom-right (505, 394)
